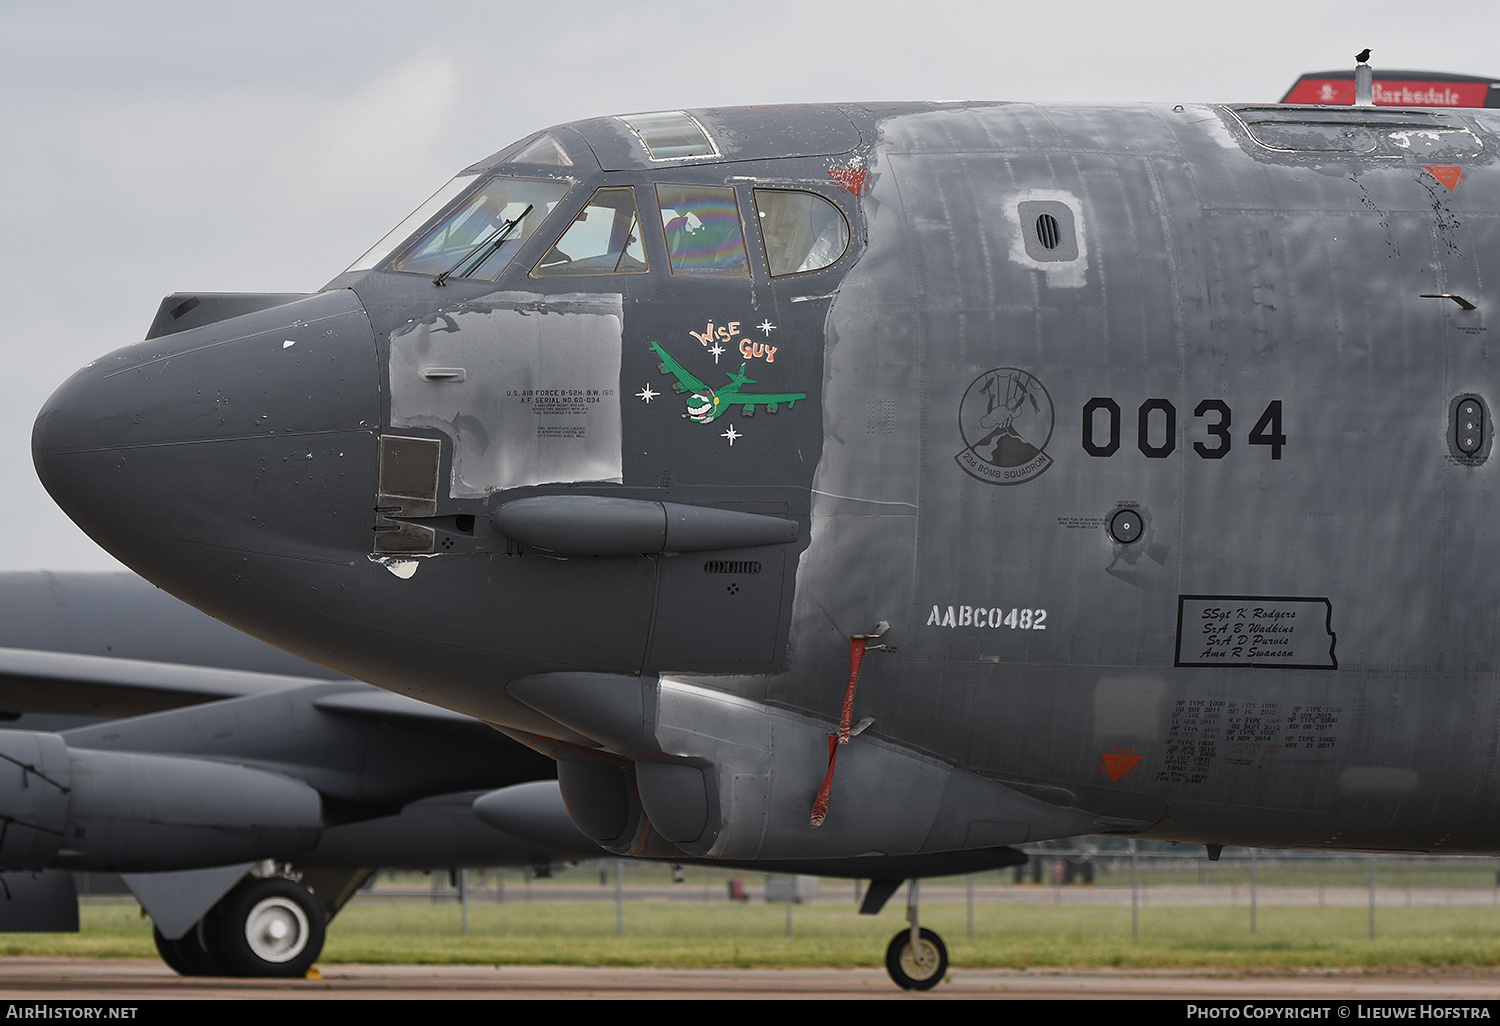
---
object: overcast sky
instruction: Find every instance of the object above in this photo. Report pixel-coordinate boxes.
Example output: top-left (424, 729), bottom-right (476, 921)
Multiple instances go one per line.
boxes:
top-left (4, 0), bottom-right (1498, 571)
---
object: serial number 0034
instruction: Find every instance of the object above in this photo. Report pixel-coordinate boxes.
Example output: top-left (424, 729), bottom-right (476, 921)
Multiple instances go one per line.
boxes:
top-left (926, 605), bottom-right (1047, 630)
top-left (1083, 398), bottom-right (1285, 460)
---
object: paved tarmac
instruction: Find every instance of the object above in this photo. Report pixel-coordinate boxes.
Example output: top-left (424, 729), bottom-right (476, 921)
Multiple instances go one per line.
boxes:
top-left (5, 959), bottom-right (1500, 1000)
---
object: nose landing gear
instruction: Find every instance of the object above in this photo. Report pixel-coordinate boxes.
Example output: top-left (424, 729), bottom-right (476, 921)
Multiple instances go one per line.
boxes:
top-left (886, 927), bottom-right (948, 990)
top-left (883, 879), bottom-right (948, 990)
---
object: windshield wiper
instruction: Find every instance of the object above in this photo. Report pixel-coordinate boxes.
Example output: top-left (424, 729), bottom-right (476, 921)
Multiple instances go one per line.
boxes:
top-left (433, 204), bottom-right (533, 286)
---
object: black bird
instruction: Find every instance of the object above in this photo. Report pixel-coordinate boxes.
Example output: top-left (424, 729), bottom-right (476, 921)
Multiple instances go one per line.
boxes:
top-left (1356, 48), bottom-right (1372, 64)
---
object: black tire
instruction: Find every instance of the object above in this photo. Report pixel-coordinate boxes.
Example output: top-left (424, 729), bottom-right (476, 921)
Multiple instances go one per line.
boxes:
top-left (152, 921), bottom-right (232, 977)
top-left (885, 927), bottom-right (948, 990)
top-left (214, 878), bottom-right (325, 978)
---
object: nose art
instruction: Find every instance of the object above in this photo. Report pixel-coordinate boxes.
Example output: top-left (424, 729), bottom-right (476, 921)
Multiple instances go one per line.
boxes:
top-left (33, 290), bottom-right (380, 580)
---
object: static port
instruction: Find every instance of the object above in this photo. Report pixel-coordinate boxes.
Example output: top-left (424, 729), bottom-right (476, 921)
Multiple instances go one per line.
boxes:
top-left (1109, 508), bottom-right (1143, 544)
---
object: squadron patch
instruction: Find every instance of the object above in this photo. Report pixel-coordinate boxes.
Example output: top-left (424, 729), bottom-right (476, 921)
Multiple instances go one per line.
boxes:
top-left (954, 368), bottom-right (1055, 485)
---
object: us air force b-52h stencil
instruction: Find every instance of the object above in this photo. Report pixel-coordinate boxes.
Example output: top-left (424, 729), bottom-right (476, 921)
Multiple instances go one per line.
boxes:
top-left (30, 90), bottom-right (1500, 988)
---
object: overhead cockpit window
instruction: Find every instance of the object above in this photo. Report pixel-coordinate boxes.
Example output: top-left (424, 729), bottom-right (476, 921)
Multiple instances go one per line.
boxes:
top-left (510, 134), bottom-right (573, 166)
top-left (345, 174), bottom-right (479, 273)
top-left (621, 112), bottom-right (718, 161)
top-left (534, 187), bottom-right (648, 277)
top-left (753, 189), bottom-right (850, 276)
top-left (655, 184), bottom-right (750, 278)
top-left (390, 177), bottom-right (570, 280)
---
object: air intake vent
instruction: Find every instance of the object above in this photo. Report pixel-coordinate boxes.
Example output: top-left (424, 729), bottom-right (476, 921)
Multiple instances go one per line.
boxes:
top-left (1035, 213), bottom-right (1061, 250)
top-left (703, 560), bottom-right (761, 575)
top-left (1017, 200), bottom-right (1079, 262)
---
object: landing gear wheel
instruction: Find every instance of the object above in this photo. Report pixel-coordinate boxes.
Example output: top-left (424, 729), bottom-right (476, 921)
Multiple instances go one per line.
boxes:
top-left (153, 920), bottom-right (232, 977)
top-left (216, 878), bottom-right (325, 978)
top-left (885, 927), bottom-right (948, 990)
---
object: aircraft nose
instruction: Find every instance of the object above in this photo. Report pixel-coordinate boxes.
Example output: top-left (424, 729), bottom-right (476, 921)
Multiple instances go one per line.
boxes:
top-left (33, 290), bottom-right (380, 591)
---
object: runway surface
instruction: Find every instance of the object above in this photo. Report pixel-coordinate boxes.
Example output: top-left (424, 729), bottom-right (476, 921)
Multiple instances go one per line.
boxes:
top-left (5, 959), bottom-right (1500, 999)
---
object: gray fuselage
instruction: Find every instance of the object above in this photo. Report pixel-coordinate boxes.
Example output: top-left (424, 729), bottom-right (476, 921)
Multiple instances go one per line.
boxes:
top-left (32, 101), bottom-right (1500, 858)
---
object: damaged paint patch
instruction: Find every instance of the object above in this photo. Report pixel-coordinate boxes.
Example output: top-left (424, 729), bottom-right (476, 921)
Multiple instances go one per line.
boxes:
top-left (1194, 103), bottom-right (1251, 153)
top-left (371, 555), bottom-right (420, 579)
top-left (389, 293), bottom-right (624, 497)
top-left (827, 157), bottom-right (868, 195)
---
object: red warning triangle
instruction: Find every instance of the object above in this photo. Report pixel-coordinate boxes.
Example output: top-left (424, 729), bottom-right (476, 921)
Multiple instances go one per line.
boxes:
top-left (1098, 750), bottom-right (1142, 782)
top-left (1426, 165), bottom-right (1465, 191)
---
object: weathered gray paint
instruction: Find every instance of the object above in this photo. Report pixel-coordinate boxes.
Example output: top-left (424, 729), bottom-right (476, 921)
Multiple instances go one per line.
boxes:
top-left (33, 101), bottom-right (1500, 865)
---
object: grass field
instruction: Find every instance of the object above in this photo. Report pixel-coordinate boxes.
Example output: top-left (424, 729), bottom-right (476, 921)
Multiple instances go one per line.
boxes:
top-left (11, 891), bottom-right (1500, 971)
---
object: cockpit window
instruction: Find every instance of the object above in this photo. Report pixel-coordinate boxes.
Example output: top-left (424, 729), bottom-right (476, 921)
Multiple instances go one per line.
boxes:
top-left (753, 189), bottom-right (850, 276)
top-left (510, 134), bottom-right (573, 166)
top-left (390, 177), bottom-right (571, 280)
top-left (345, 174), bottom-right (479, 273)
top-left (533, 187), bottom-right (647, 277)
top-left (655, 184), bottom-right (750, 277)
top-left (620, 112), bottom-right (718, 160)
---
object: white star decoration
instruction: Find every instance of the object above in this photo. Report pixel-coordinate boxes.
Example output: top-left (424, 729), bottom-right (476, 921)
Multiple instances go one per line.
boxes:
top-left (636, 384), bottom-right (658, 403)
top-left (709, 342), bottom-right (725, 363)
top-left (721, 425), bottom-right (741, 446)
top-left (758, 320), bottom-right (776, 336)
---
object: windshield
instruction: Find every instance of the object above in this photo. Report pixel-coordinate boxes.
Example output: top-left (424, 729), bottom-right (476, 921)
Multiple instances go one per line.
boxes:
top-left (345, 174), bottom-right (479, 273)
top-left (390, 177), bottom-right (571, 280)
